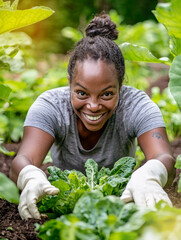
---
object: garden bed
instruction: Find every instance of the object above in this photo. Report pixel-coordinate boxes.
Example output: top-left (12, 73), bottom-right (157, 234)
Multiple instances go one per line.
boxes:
top-left (0, 138), bottom-right (181, 240)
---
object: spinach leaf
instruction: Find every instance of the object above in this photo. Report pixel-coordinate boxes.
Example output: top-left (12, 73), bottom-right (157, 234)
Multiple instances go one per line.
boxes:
top-left (85, 158), bottom-right (98, 189)
top-left (110, 156), bottom-right (136, 177)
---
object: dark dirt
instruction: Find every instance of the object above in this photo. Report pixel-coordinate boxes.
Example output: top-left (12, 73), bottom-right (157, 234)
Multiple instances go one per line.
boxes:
top-left (0, 74), bottom-right (181, 240)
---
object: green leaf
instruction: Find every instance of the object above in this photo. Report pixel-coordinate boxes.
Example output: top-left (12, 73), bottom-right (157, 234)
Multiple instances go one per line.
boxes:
top-left (110, 157), bottom-right (136, 178)
top-left (11, 0), bottom-right (19, 10)
top-left (0, 172), bottom-right (19, 204)
top-left (0, 6), bottom-right (54, 35)
top-left (85, 159), bottom-right (98, 189)
top-left (169, 36), bottom-right (181, 57)
top-left (175, 155), bottom-right (181, 169)
top-left (0, 50), bottom-right (24, 72)
top-left (169, 55), bottom-right (181, 109)
top-left (0, 143), bottom-right (15, 156)
top-left (61, 27), bottom-right (82, 42)
top-left (120, 42), bottom-right (171, 65)
top-left (153, 0), bottom-right (181, 39)
top-left (0, 32), bottom-right (32, 47)
top-left (0, 83), bottom-right (11, 101)
top-left (73, 190), bottom-right (103, 225)
top-left (47, 166), bottom-right (69, 182)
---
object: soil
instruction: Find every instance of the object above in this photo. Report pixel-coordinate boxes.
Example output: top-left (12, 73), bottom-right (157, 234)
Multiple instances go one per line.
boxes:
top-left (0, 74), bottom-right (181, 240)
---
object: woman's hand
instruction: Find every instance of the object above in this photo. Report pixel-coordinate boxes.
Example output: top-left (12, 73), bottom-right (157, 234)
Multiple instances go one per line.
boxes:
top-left (120, 159), bottom-right (172, 207)
top-left (17, 165), bottom-right (59, 219)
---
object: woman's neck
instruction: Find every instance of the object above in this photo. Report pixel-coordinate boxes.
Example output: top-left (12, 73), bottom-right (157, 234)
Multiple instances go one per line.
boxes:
top-left (77, 118), bottom-right (106, 150)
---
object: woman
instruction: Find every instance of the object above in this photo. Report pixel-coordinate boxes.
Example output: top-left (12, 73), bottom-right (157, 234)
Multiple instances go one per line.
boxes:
top-left (9, 14), bottom-right (175, 220)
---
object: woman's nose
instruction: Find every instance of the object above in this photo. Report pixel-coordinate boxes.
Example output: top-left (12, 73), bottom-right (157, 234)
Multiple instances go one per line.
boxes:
top-left (86, 98), bottom-right (101, 112)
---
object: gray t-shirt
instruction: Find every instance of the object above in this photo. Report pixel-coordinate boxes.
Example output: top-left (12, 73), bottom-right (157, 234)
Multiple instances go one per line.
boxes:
top-left (24, 85), bottom-right (165, 173)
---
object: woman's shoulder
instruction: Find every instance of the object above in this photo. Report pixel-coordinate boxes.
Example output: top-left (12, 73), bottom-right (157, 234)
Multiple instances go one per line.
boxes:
top-left (40, 86), bottom-right (70, 99)
top-left (120, 85), bottom-right (150, 105)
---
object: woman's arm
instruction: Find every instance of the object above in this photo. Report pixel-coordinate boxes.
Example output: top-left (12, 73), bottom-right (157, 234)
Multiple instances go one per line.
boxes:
top-left (120, 127), bottom-right (175, 207)
top-left (9, 126), bottom-right (55, 183)
top-left (138, 127), bottom-right (175, 185)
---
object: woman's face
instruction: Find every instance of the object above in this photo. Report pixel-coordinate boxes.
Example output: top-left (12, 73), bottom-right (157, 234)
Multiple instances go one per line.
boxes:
top-left (70, 59), bottom-right (121, 132)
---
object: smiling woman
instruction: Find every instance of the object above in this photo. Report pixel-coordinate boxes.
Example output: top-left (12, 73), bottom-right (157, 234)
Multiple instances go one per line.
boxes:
top-left (9, 13), bottom-right (175, 220)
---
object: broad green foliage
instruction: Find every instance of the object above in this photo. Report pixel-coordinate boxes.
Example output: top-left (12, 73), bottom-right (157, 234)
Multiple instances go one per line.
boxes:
top-left (37, 192), bottom-right (181, 240)
top-left (0, 172), bottom-right (19, 204)
top-left (120, 0), bottom-right (181, 109)
top-left (0, 61), bottom-right (68, 142)
top-left (0, 0), bottom-right (54, 35)
top-left (153, 1), bottom-right (181, 39)
top-left (169, 55), bottom-right (181, 109)
top-left (0, 0), bottom-right (55, 144)
top-left (0, 0), bottom-right (54, 72)
top-left (37, 157), bottom-right (136, 217)
top-left (120, 43), bottom-right (170, 65)
top-left (151, 87), bottom-right (181, 141)
top-left (175, 155), bottom-right (181, 192)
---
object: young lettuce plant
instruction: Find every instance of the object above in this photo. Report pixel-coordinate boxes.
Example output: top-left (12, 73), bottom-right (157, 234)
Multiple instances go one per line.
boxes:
top-left (37, 157), bottom-right (136, 218)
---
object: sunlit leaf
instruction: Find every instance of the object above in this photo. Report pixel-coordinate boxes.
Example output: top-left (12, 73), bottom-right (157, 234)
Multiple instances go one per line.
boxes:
top-left (169, 55), bottom-right (181, 109)
top-left (169, 36), bottom-right (181, 57)
top-left (0, 6), bottom-right (54, 34)
top-left (175, 155), bottom-right (181, 169)
top-left (153, 0), bottom-right (181, 39)
top-left (0, 172), bottom-right (19, 203)
top-left (0, 32), bottom-right (32, 47)
top-left (120, 42), bottom-right (171, 65)
top-left (0, 143), bottom-right (15, 156)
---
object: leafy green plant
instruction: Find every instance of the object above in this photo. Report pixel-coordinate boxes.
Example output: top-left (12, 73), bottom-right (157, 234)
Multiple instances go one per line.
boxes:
top-left (174, 155), bottom-right (181, 192)
top-left (0, 172), bottom-right (19, 204)
top-left (37, 191), bottom-right (181, 240)
top-left (38, 157), bottom-right (136, 217)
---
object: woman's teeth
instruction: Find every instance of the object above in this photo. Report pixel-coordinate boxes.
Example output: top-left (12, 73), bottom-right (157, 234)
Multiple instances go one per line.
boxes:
top-left (85, 114), bottom-right (102, 121)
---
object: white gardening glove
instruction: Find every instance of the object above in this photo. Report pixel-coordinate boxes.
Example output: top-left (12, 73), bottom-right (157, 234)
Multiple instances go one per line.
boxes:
top-left (17, 165), bottom-right (59, 220)
top-left (120, 159), bottom-right (172, 207)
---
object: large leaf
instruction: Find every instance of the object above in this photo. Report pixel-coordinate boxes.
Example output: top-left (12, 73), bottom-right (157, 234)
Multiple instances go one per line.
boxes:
top-left (0, 32), bottom-right (32, 47)
top-left (120, 42), bottom-right (171, 65)
top-left (0, 83), bottom-right (11, 101)
top-left (169, 36), bottom-right (181, 57)
top-left (169, 54), bottom-right (181, 109)
top-left (0, 50), bottom-right (24, 72)
top-left (153, 0), bottom-right (181, 39)
top-left (0, 5), bottom-right (54, 35)
top-left (0, 172), bottom-right (19, 204)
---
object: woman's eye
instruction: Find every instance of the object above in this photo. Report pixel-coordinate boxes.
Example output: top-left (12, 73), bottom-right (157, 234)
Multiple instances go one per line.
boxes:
top-left (103, 92), bottom-right (113, 97)
top-left (77, 91), bottom-right (87, 97)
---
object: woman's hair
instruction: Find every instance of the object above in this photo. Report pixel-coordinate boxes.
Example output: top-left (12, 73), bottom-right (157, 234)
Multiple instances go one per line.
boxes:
top-left (68, 13), bottom-right (125, 85)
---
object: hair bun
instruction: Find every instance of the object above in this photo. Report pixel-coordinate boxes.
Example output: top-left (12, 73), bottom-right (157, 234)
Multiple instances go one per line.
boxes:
top-left (85, 14), bottom-right (118, 40)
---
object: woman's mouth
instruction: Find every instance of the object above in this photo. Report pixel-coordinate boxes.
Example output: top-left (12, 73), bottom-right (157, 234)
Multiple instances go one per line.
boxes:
top-left (84, 113), bottom-right (104, 121)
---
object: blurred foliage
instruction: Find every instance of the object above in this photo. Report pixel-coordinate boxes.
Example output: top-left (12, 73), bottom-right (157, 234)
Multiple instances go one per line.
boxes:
top-left (15, 0), bottom-right (163, 55)
top-left (151, 87), bottom-right (181, 141)
top-left (0, 0), bottom-right (55, 146)
top-left (0, 59), bottom-right (68, 142)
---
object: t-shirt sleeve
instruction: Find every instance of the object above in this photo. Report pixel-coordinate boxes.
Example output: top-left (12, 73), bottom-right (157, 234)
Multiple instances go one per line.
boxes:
top-left (123, 87), bottom-right (165, 138)
top-left (24, 90), bottom-right (64, 138)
